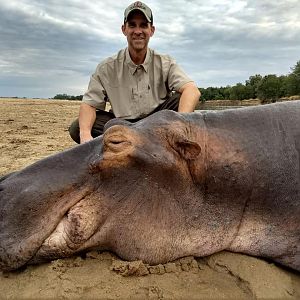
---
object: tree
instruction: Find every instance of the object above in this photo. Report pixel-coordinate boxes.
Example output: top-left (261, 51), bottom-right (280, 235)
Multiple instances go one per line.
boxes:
top-left (245, 74), bottom-right (262, 98)
top-left (53, 94), bottom-right (83, 100)
top-left (229, 83), bottom-right (253, 100)
top-left (289, 61), bottom-right (300, 95)
top-left (200, 87), bottom-right (225, 101)
top-left (291, 60), bottom-right (300, 77)
top-left (257, 75), bottom-right (281, 103)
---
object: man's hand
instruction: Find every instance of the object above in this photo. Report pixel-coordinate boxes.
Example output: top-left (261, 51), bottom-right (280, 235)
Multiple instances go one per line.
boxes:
top-left (80, 131), bottom-right (93, 144)
top-left (79, 103), bottom-right (97, 144)
top-left (178, 82), bottom-right (201, 113)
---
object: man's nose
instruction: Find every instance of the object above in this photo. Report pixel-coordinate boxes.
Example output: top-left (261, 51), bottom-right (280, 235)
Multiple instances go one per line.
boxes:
top-left (133, 26), bottom-right (143, 34)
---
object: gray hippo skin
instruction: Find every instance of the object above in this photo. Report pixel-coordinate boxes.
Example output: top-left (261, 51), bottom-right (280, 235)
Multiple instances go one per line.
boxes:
top-left (0, 101), bottom-right (299, 272)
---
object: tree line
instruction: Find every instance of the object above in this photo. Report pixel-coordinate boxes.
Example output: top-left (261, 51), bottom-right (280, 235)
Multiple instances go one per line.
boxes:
top-left (200, 60), bottom-right (300, 103)
top-left (53, 60), bottom-right (300, 103)
top-left (53, 94), bottom-right (83, 100)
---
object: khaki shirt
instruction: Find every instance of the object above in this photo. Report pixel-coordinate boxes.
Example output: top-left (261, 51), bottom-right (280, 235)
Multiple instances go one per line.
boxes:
top-left (82, 48), bottom-right (193, 119)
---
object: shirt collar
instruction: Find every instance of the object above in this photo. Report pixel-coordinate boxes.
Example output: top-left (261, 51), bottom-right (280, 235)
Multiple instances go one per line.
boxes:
top-left (125, 48), bottom-right (150, 75)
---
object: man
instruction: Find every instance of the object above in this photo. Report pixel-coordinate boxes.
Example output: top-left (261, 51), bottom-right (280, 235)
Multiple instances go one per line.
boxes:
top-left (69, 1), bottom-right (200, 144)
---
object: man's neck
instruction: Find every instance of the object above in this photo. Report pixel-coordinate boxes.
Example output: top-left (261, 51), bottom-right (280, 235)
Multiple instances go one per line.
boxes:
top-left (128, 48), bottom-right (147, 65)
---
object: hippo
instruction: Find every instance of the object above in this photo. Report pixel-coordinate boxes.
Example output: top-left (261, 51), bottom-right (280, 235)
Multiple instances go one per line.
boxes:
top-left (0, 101), bottom-right (299, 272)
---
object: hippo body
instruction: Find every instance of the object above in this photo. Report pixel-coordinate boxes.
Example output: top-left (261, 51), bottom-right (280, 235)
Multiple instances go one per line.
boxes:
top-left (0, 101), bottom-right (299, 272)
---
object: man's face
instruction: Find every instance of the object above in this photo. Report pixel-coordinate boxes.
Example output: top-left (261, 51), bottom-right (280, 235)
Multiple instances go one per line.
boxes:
top-left (122, 11), bottom-right (155, 52)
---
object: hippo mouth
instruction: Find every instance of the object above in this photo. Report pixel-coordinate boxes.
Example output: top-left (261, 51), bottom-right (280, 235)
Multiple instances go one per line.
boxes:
top-left (29, 190), bottom-right (107, 264)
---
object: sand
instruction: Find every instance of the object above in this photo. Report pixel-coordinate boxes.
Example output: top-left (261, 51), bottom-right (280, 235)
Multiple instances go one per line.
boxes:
top-left (0, 98), bottom-right (299, 299)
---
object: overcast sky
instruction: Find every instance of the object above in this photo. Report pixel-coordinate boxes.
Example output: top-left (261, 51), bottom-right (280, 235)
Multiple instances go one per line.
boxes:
top-left (0, 0), bottom-right (299, 98)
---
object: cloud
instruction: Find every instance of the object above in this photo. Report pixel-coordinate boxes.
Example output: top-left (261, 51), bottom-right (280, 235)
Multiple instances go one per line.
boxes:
top-left (0, 0), bottom-right (300, 97)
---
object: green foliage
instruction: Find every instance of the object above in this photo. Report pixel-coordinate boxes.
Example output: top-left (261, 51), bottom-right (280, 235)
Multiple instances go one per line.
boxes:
top-left (200, 87), bottom-right (225, 101)
top-left (199, 60), bottom-right (299, 102)
top-left (291, 60), bottom-right (300, 77)
top-left (288, 60), bottom-right (300, 95)
top-left (246, 74), bottom-right (262, 87)
top-left (285, 75), bottom-right (300, 95)
top-left (257, 75), bottom-right (281, 103)
top-left (53, 94), bottom-right (83, 100)
top-left (245, 74), bottom-right (262, 98)
top-left (229, 83), bottom-right (253, 100)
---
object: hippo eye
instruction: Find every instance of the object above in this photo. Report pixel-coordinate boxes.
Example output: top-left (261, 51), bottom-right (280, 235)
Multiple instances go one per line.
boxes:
top-left (104, 135), bottom-right (131, 152)
top-left (107, 136), bottom-right (128, 145)
top-left (109, 139), bottom-right (123, 145)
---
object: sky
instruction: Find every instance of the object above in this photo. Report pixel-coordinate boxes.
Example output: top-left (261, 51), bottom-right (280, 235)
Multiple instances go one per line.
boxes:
top-left (0, 0), bottom-right (300, 98)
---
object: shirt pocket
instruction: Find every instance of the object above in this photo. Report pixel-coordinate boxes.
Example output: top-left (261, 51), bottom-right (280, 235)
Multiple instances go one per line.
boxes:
top-left (132, 84), bottom-right (153, 117)
top-left (106, 85), bottom-right (133, 118)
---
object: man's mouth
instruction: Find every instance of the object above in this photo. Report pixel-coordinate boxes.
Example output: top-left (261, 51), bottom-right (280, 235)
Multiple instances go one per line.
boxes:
top-left (133, 36), bottom-right (145, 40)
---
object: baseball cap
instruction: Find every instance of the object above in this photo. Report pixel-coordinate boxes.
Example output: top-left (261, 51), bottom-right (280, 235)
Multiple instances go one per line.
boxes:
top-left (124, 1), bottom-right (153, 24)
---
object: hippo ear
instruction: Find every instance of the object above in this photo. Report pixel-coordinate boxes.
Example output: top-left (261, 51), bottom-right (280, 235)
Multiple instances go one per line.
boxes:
top-left (174, 138), bottom-right (201, 160)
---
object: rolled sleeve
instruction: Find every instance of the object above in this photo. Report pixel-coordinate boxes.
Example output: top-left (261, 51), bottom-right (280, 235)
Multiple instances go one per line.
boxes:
top-left (82, 66), bottom-right (107, 110)
top-left (167, 58), bottom-right (193, 92)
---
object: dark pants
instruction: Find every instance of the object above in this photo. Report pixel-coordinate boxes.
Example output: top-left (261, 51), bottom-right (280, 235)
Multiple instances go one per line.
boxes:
top-left (69, 92), bottom-right (180, 144)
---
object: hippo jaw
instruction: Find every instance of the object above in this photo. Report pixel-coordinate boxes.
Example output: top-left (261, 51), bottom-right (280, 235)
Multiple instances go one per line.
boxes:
top-left (0, 182), bottom-right (95, 271)
top-left (0, 139), bottom-right (104, 271)
top-left (29, 189), bottom-right (108, 264)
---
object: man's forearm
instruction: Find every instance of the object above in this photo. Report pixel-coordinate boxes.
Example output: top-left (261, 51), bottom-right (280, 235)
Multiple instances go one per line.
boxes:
top-left (79, 103), bottom-right (96, 143)
top-left (178, 82), bottom-right (201, 113)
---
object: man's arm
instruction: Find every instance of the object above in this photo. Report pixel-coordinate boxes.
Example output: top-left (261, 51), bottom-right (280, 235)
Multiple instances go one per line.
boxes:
top-left (178, 82), bottom-right (201, 112)
top-left (78, 103), bottom-right (97, 144)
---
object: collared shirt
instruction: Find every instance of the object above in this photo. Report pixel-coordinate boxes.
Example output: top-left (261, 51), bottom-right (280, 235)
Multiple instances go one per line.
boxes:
top-left (82, 48), bottom-right (193, 119)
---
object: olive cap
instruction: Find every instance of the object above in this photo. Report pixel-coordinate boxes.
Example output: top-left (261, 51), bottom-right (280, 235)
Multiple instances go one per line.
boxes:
top-left (124, 1), bottom-right (153, 24)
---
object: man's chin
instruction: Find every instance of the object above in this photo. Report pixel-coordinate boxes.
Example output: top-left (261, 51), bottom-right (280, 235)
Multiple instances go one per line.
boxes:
top-left (132, 44), bottom-right (147, 51)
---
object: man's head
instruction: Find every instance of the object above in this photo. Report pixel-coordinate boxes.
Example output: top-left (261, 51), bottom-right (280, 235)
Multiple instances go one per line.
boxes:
top-left (124, 1), bottom-right (153, 25)
top-left (122, 2), bottom-right (155, 54)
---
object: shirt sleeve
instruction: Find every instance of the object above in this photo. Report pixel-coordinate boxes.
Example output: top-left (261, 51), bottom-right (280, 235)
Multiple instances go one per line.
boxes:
top-left (167, 57), bottom-right (194, 92)
top-left (82, 64), bottom-right (107, 110)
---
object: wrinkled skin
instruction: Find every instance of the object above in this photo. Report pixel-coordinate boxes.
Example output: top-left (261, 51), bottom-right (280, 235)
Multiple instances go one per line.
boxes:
top-left (0, 101), bottom-right (300, 272)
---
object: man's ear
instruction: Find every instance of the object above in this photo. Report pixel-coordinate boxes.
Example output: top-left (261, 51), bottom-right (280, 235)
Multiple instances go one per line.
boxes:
top-left (150, 25), bottom-right (155, 37)
top-left (121, 24), bottom-right (126, 36)
top-left (173, 137), bottom-right (201, 160)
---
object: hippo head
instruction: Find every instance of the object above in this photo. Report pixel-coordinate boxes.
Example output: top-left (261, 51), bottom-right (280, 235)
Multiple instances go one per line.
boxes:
top-left (0, 111), bottom-right (208, 271)
top-left (98, 111), bottom-right (204, 187)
